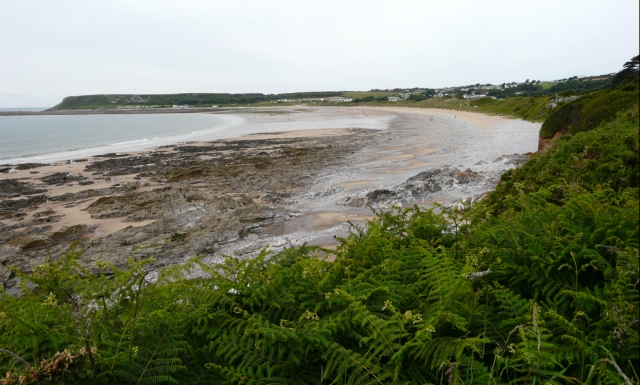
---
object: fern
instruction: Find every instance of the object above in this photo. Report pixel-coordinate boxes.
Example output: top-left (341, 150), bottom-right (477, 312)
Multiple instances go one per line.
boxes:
top-left (322, 342), bottom-right (393, 385)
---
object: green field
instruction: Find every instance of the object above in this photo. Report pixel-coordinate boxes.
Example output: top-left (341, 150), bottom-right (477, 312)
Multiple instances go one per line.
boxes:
top-left (539, 81), bottom-right (556, 90)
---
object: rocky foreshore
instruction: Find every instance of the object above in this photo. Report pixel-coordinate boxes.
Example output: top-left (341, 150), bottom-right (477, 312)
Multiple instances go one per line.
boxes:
top-left (0, 128), bottom-right (377, 287)
top-left (0, 107), bottom-right (542, 290)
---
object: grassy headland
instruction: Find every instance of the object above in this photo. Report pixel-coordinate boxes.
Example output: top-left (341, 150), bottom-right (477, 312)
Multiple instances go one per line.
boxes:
top-left (49, 91), bottom-right (345, 110)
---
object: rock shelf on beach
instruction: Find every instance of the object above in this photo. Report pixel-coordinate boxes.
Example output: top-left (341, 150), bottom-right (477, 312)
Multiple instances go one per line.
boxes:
top-left (0, 127), bottom-right (376, 284)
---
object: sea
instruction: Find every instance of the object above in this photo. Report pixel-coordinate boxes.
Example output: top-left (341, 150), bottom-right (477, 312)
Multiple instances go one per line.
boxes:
top-left (0, 111), bottom-right (241, 165)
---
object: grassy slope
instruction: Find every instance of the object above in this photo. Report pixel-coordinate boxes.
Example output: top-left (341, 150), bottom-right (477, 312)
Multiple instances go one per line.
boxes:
top-left (540, 89), bottom-right (639, 137)
top-left (381, 95), bottom-right (554, 122)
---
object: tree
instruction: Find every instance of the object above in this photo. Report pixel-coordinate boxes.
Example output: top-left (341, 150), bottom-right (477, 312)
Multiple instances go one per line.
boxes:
top-left (611, 54), bottom-right (639, 90)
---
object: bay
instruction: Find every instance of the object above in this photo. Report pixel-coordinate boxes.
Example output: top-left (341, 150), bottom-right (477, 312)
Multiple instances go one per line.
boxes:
top-left (0, 113), bottom-right (239, 164)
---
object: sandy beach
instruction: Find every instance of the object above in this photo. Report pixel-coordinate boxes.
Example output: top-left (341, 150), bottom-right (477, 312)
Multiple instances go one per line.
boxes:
top-left (0, 106), bottom-right (541, 285)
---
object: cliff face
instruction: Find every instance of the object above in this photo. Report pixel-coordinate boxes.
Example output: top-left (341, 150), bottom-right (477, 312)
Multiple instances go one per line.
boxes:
top-left (537, 128), bottom-right (566, 152)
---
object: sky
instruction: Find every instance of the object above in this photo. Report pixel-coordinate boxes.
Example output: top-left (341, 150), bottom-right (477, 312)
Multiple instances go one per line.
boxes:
top-left (1, 0), bottom-right (638, 107)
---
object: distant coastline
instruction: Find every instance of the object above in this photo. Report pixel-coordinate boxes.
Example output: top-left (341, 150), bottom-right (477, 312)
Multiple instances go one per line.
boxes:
top-left (0, 106), bottom-right (233, 116)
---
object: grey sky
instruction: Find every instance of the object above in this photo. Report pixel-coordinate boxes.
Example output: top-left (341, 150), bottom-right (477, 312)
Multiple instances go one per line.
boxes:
top-left (1, 0), bottom-right (638, 107)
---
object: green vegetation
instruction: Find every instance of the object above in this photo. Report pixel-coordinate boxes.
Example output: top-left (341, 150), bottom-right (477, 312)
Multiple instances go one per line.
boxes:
top-left (540, 81), bottom-right (556, 90)
top-left (389, 56), bottom-right (636, 125)
top-left (539, 55), bottom-right (639, 139)
top-left (408, 96), bottom-right (554, 122)
top-left (49, 74), bottom-right (616, 112)
top-left (540, 89), bottom-right (639, 137)
top-left (543, 76), bottom-right (613, 95)
top-left (611, 55), bottom-right (640, 91)
top-left (2, 57), bottom-right (637, 384)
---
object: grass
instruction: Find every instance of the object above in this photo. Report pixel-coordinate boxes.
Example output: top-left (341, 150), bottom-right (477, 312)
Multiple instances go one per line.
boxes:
top-left (539, 89), bottom-right (639, 137)
top-left (401, 96), bottom-right (553, 122)
top-left (540, 81), bottom-right (556, 90)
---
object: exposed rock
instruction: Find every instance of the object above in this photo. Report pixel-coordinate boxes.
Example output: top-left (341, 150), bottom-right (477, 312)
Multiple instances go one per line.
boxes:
top-left (1, 129), bottom-right (378, 286)
top-left (6, 235), bottom-right (50, 250)
top-left (51, 224), bottom-right (94, 242)
top-left (342, 167), bottom-right (483, 208)
top-left (33, 209), bottom-right (56, 218)
top-left (493, 153), bottom-right (530, 166)
top-left (0, 265), bottom-right (12, 284)
top-left (85, 153), bottom-right (171, 176)
top-left (132, 231), bottom-right (151, 244)
top-left (0, 179), bottom-right (47, 198)
top-left (538, 129), bottom-right (566, 152)
top-left (7, 163), bottom-right (48, 171)
top-left (48, 185), bottom-right (137, 202)
top-left (39, 172), bottom-right (89, 186)
top-left (0, 195), bottom-right (47, 218)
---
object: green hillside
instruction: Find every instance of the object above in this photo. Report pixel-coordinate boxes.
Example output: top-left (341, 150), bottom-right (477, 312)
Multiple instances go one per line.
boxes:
top-left (409, 95), bottom-right (554, 122)
top-left (540, 89), bottom-right (639, 137)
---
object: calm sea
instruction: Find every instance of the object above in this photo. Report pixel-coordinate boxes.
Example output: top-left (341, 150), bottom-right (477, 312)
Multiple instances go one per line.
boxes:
top-left (0, 113), bottom-right (238, 164)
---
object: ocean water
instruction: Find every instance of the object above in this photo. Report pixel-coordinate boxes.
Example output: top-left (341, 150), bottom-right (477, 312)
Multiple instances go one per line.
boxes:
top-left (0, 107), bottom-right (48, 112)
top-left (0, 113), bottom-right (239, 164)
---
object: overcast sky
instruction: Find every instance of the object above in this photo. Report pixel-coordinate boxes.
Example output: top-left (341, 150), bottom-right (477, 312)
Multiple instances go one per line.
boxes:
top-left (1, 0), bottom-right (638, 107)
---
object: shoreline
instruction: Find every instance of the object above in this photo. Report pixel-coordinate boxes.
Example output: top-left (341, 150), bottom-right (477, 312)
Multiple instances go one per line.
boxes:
top-left (0, 106), bottom-right (542, 287)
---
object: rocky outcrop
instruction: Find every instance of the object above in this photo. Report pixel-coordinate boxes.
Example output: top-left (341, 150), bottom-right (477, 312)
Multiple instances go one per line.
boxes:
top-left (0, 195), bottom-right (47, 219)
top-left (0, 179), bottom-right (47, 198)
top-left (40, 172), bottom-right (88, 186)
top-left (538, 129), bottom-right (566, 152)
top-left (51, 224), bottom-right (94, 242)
top-left (340, 153), bottom-right (530, 209)
top-left (341, 167), bottom-right (483, 208)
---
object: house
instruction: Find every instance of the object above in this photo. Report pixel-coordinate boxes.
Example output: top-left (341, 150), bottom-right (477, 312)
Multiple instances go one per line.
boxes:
top-left (388, 94), bottom-right (410, 102)
top-left (326, 97), bottom-right (354, 102)
top-left (463, 93), bottom-right (488, 100)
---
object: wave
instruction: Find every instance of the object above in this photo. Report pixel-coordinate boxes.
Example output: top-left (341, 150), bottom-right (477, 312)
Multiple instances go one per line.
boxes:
top-left (111, 139), bottom-right (149, 146)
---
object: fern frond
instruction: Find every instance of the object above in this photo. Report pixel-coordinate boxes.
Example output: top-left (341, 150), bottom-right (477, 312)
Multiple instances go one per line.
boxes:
top-left (322, 342), bottom-right (393, 385)
top-left (410, 336), bottom-right (488, 370)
